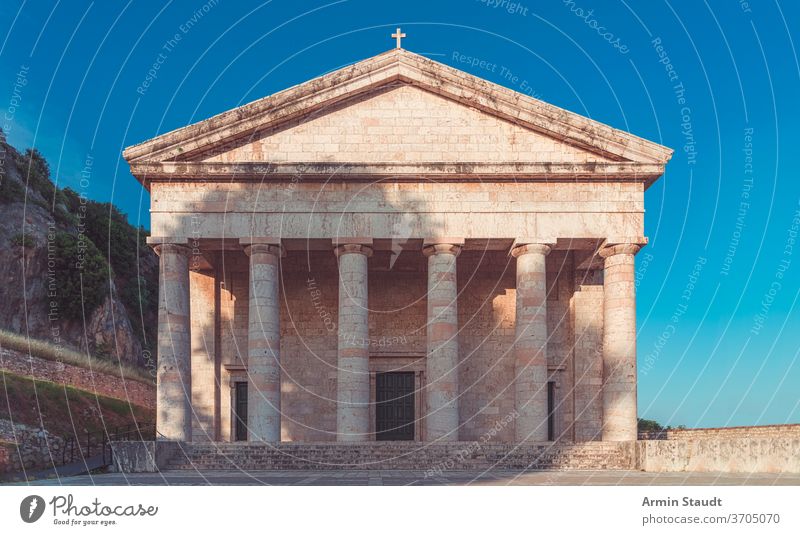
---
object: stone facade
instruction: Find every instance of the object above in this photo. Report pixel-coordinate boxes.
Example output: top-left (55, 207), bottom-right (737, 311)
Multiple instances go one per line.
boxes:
top-left (123, 48), bottom-right (672, 445)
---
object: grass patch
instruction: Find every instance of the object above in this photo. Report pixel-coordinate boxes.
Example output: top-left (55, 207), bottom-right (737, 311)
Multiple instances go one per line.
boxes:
top-left (0, 328), bottom-right (154, 384)
top-left (0, 371), bottom-right (154, 438)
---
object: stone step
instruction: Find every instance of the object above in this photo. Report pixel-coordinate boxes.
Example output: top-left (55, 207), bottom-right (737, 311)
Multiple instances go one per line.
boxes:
top-left (162, 441), bottom-right (633, 471)
top-left (182, 447), bottom-right (625, 456)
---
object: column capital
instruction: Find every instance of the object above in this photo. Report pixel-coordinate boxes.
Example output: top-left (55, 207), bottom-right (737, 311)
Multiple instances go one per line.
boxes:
top-left (147, 236), bottom-right (189, 257)
top-left (332, 237), bottom-right (373, 247)
top-left (147, 236), bottom-right (188, 245)
top-left (423, 237), bottom-right (465, 246)
top-left (334, 243), bottom-right (373, 257)
top-left (151, 243), bottom-right (192, 257)
top-left (239, 236), bottom-right (281, 245)
top-left (599, 243), bottom-right (642, 258)
top-left (510, 243), bottom-right (552, 258)
top-left (422, 243), bottom-right (462, 257)
top-left (243, 243), bottom-right (284, 257)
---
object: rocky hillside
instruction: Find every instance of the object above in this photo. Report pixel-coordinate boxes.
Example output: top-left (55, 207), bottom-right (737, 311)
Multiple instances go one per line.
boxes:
top-left (0, 131), bottom-right (157, 366)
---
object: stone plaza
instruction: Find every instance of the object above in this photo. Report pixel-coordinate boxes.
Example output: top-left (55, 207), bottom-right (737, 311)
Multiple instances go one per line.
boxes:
top-left (27, 469), bottom-right (800, 486)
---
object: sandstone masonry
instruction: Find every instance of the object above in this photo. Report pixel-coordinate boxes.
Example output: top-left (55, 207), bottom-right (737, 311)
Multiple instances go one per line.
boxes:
top-left (123, 48), bottom-right (673, 446)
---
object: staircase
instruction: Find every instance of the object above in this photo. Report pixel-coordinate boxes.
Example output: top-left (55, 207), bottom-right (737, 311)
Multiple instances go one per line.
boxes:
top-left (163, 441), bottom-right (635, 471)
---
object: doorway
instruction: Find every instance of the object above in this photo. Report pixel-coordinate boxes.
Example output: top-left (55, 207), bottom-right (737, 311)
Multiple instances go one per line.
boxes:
top-left (234, 382), bottom-right (248, 441)
top-left (547, 381), bottom-right (555, 441)
top-left (375, 372), bottom-right (415, 441)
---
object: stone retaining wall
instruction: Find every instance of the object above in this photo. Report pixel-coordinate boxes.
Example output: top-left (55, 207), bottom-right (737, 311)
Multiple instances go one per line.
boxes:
top-left (0, 419), bottom-right (65, 473)
top-left (639, 424), bottom-right (800, 441)
top-left (110, 441), bottom-right (186, 473)
top-left (636, 437), bottom-right (800, 474)
top-left (0, 348), bottom-right (155, 408)
top-left (0, 442), bottom-right (11, 472)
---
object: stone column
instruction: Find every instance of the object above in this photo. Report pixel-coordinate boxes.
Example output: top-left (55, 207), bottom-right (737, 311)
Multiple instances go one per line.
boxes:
top-left (423, 242), bottom-right (462, 441)
top-left (244, 243), bottom-right (282, 442)
top-left (335, 243), bottom-right (372, 441)
top-left (153, 243), bottom-right (192, 442)
top-left (189, 270), bottom-right (219, 442)
top-left (599, 243), bottom-right (640, 441)
top-left (572, 269), bottom-right (604, 442)
top-left (511, 243), bottom-right (551, 442)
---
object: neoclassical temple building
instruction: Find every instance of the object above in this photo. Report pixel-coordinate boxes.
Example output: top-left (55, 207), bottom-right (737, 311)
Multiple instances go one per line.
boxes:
top-left (124, 46), bottom-right (671, 445)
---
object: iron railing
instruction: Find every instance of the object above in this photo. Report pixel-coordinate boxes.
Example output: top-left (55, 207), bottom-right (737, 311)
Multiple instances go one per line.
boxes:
top-left (60, 422), bottom-right (156, 468)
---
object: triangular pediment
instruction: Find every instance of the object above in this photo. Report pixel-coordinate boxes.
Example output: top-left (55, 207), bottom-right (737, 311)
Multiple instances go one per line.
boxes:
top-left (124, 48), bottom-right (672, 184)
top-left (196, 83), bottom-right (613, 165)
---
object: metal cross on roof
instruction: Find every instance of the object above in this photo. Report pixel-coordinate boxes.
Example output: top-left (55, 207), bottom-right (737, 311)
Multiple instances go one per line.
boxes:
top-left (391, 27), bottom-right (406, 49)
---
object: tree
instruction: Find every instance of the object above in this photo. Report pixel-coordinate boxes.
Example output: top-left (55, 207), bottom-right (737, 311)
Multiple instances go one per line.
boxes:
top-left (637, 418), bottom-right (664, 433)
top-left (16, 148), bottom-right (54, 201)
top-left (52, 231), bottom-right (113, 320)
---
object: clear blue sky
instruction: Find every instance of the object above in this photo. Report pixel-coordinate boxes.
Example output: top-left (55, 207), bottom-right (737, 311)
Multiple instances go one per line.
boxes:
top-left (1, 0), bottom-right (798, 428)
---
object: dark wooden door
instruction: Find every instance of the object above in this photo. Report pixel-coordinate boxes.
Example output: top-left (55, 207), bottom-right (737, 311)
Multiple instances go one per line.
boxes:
top-left (547, 381), bottom-right (555, 441)
top-left (376, 372), bottom-right (415, 441)
top-left (235, 382), bottom-right (248, 441)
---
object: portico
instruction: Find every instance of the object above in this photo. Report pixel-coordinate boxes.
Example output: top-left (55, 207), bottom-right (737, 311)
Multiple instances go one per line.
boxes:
top-left (126, 47), bottom-right (671, 445)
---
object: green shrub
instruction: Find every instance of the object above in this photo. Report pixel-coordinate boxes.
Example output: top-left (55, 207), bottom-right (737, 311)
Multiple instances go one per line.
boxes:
top-left (61, 187), bottom-right (80, 209)
top-left (120, 274), bottom-right (153, 318)
top-left (62, 189), bottom-right (145, 276)
top-left (10, 232), bottom-right (37, 248)
top-left (7, 149), bottom-right (73, 226)
top-left (60, 192), bottom-right (157, 350)
top-left (83, 201), bottom-right (139, 269)
top-left (14, 148), bottom-right (54, 201)
top-left (0, 141), bottom-right (25, 203)
top-left (52, 231), bottom-right (113, 320)
top-left (637, 418), bottom-right (664, 433)
top-left (0, 175), bottom-right (25, 203)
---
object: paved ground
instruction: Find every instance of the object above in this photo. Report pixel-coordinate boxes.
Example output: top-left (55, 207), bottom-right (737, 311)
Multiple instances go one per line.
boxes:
top-left (8, 470), bottom-right (800, 486)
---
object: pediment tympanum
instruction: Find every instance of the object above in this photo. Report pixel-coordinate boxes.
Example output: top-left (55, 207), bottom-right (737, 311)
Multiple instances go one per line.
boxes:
top-left (124, 48), bottom-right (671, 187)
